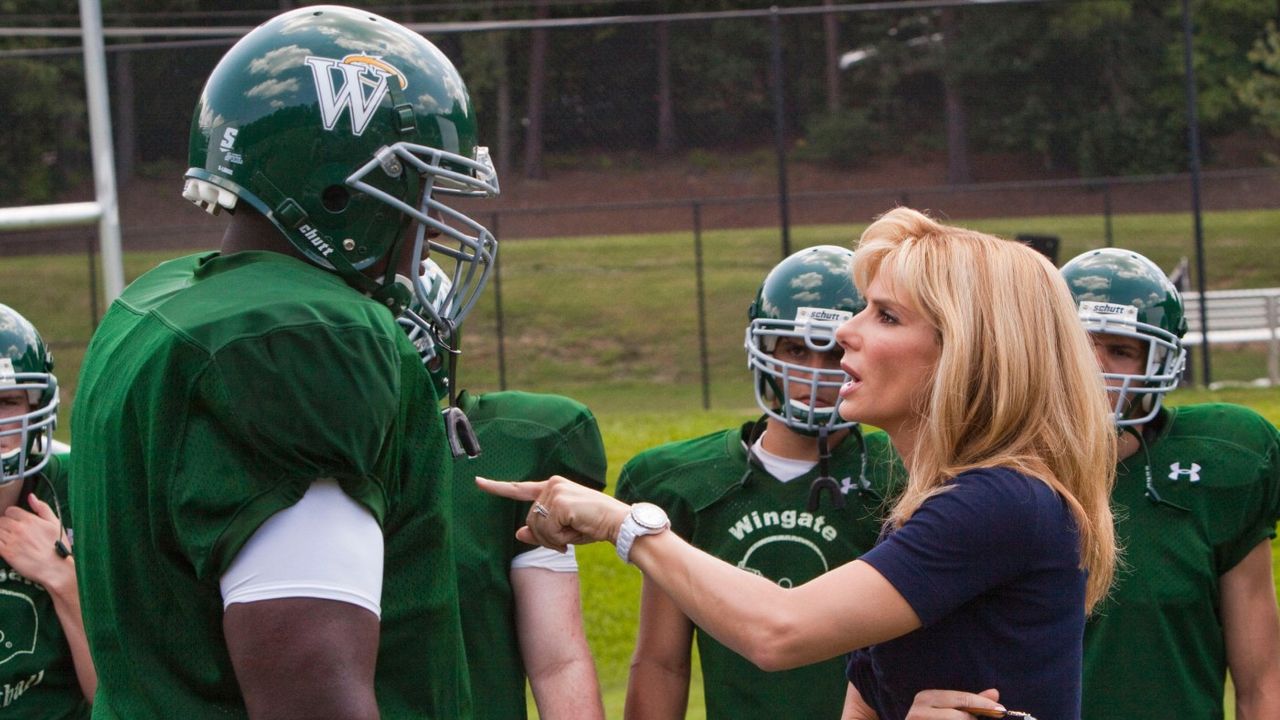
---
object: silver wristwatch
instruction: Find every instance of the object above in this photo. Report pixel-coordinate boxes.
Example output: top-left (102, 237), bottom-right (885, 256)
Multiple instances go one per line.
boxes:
top-left (615, 502), bottom-right (670, 564)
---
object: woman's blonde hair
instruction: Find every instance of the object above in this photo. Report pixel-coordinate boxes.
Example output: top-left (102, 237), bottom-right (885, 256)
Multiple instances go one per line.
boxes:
top-left (852, 207), bottom-right (1116, 611)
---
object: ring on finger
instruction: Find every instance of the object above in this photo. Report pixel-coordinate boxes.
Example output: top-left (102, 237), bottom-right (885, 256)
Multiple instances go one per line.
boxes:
top-left (533, 502), bottom-right (550, 518)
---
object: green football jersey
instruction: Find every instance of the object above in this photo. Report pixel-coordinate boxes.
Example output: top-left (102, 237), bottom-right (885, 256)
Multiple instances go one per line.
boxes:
top-left (0, 454), bottom-right (90, 719)
top-left (1083, 404), bottom-right (1280, 720)
top-left (616, 420), bottom-right (904, 720)
top-left (70, 252), bottom-right (469, 719)
top-left (450, 390), bottom-right (606, 720)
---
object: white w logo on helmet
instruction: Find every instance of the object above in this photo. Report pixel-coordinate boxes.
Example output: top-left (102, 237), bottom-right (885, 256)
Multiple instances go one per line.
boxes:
top-left (1168, 462), bottom-right (1201, 484)
top-left (305, 54), bottom-right (407, 136)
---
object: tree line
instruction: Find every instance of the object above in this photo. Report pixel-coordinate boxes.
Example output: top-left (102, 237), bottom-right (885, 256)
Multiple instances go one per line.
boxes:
top-left (2, 0), bottom-right (1277, 205)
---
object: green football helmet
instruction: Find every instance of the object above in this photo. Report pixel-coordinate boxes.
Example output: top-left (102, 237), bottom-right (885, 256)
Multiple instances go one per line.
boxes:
top-left (746, 245), bottom-right (864, 433)
top-left (183, 5), bottom-right (499, 325)
top-left (1061, 248), bottom-right (1188, 426)
top-left (0, 304), bottom-right (58, 485)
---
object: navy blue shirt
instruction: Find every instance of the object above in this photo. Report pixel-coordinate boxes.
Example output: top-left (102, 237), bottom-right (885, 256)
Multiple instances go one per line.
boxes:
top-left (846, 467), bottom-right (1086, 720)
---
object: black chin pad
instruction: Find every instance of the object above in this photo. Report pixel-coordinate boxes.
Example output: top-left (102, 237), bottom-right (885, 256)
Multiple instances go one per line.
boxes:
top-left (807, 476), bottom-right (846, 512)
top-left (443, 406), bottom-right (482, 459)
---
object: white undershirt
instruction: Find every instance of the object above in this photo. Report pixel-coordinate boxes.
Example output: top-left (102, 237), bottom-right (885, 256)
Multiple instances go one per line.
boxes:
top-left (751, 432), bottom-right (818, 482)
top-left (220, 479), bottom-right (384, 617)
top-left (510, 544), bottom-right (579, 573)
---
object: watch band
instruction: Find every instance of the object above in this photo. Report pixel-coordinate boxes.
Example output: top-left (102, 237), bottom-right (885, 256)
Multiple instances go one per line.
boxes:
top-left (616, 502), bottom-right (669, 563)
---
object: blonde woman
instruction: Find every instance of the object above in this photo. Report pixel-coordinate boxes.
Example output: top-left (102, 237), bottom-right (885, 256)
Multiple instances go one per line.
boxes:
top-left (481, 208), bottom-right (1117, 720)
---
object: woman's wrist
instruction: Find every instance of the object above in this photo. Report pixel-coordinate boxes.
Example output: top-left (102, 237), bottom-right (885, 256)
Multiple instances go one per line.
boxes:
top-left (606, 502), bottom-right (630, 544)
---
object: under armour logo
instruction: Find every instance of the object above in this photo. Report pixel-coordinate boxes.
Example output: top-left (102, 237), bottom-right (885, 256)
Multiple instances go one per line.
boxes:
top-left (1168, 462), bottom-right (1201, 483)
top-left (305, 54), bottom-right (407, 137)
top-left (838, 476), bottom-right (874, 495)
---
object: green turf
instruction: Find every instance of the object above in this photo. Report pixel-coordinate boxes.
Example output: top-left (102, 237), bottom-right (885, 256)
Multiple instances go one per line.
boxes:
top-left (4, 208), bottom-right (1279, 719)
top-left (8, 209), bottom-right (1280, 431)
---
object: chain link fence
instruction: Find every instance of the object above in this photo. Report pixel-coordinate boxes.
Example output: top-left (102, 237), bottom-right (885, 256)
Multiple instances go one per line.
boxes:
top-left (3, 0), bottom-right (1279, 416)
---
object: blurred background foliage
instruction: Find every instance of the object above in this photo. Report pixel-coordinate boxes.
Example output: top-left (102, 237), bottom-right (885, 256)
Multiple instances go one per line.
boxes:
top-left (2, 0), bottom-right (1278, 205)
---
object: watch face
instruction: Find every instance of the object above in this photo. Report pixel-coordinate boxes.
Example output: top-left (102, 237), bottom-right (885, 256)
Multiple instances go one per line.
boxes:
top-left (632, 502), bottom-right (668, 530)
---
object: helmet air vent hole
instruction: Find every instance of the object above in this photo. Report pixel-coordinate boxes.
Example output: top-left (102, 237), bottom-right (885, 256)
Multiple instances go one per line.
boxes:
top-left (321, 185), bottom-right (350, 212)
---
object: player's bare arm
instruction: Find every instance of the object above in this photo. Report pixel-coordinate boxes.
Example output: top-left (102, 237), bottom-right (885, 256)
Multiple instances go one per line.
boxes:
top-left (514, 565), bottom-right (604, 720)
top-left (1221, 539), bottom-right (1280, 720)
top-left (225, 598), bottom-right (379, 720)
top-left (624, 578), bottom-right (695, 720)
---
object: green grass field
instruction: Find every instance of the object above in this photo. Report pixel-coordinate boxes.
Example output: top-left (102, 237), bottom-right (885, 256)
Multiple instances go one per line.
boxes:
top-left (4, 207), bottom-right (1279, 718)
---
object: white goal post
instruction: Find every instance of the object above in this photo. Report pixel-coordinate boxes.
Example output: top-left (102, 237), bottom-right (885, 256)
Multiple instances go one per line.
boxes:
top-left (0, 0), bottom-right (124, 304)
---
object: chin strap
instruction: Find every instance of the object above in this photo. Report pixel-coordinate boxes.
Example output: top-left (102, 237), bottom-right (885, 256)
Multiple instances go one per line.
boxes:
top-left (806, 426), bottom-right (846, 512)
top-left (369, 279), bottom-right (412, 317)
top-left (440, 341), bottom-right (480, 459)
top-left (19, 473), bottom-right (73, 558)
top-left (1122, 424), bottom-right (1188, 513)
top-left (848, 427), bottom-right (880, 503)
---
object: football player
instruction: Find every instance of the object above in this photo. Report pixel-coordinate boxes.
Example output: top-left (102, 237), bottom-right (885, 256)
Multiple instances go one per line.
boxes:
top-left (1062, 248), bottom-right (1280, 720)
top-left (69, 6), bottom-right (497, 718)
top-left (615, 245), bottom-right (903, 720)
top-left (0, 304), bottom-right (94, 718)
top-left (408, 259), bottom-right (605, 720)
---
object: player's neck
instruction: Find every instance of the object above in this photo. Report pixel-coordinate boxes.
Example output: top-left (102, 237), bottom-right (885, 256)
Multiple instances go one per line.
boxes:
top-left (220, 210), bottom-right (303, 260)
top-left (0, 477), bottom-right (23, 511)
top-left (759, 419), bottom-right (848, 461)
top-left (1116, 428), bottom-right (1142, 462)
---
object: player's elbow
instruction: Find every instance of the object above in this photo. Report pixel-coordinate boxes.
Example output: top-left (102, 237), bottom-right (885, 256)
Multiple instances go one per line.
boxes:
top-left (628, 651), bottom-right (691, 680)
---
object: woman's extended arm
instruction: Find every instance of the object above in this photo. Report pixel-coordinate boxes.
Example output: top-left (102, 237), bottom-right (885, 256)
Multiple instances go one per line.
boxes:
top-left (479, 476), bottom-right (920, 670)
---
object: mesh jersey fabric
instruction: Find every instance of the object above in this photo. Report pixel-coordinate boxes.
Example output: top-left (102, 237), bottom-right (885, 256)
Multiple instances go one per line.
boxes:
top-left (70, 251), bottom-right (468, 719)
top-left (1083, 403), bottom-right (1280, 720)
top-left (616, 420), bottom-right (903, 720)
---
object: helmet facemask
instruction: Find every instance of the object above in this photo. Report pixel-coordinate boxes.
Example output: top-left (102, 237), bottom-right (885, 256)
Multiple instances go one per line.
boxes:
top-left (398, 258), bottom-right (480, 459)
top-left (746, 315), bottom-right (854, 435)
top-left (399, 258), bottom-right (460, 397)
top-left (0, 363), bottom-right (58, 486)
top-left (1080, 304), bottom-right (1186, 427)
top-left (349, 143), bottom-right (498, 333)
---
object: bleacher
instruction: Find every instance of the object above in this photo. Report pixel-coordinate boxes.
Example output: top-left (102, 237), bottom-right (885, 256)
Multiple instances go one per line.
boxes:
top-left (1181, 288), bottom-right (1280, 385)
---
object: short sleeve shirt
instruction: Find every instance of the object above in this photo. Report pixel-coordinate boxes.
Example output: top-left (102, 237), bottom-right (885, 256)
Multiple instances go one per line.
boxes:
top-left (1083, 403), bottom-right (1280, 719)
top-left (449, 390), bottom-right (607, 720)
top-left (847, 467), bottom-right (1086, 720)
